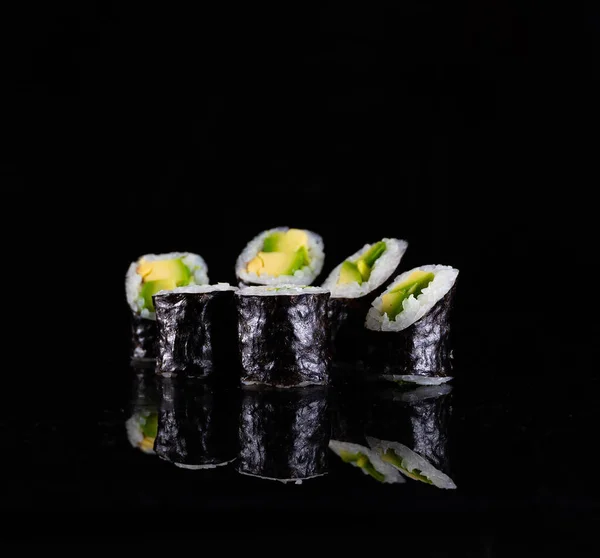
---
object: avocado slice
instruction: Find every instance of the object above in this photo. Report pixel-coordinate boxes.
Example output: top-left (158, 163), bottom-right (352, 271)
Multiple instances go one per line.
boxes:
top-left (361, 241), bottom-right (387, 267)
top-left (262, 229), bottom-right (308, 253)
top-left (246, 247), bottom-right (308, 276)
top-left (356, 259), bottom-right (371, 282)
top-left (339, 450), bottom-right (386, 482)
top-left (141, 278), bottom-right (177, 311)
top-left (137, 258), bottom-right (191, 286)
top-left (338, 261), bottom-right (363, 284)
top-left (381, 271), bottom-right (435, 320)
top-left (381, 449), bottom-right (433, 485)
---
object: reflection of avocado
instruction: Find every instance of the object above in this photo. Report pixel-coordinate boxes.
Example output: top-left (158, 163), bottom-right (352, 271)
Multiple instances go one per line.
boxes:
top-left (142, 413), bottom-right (158, 439)
top-left (247, 246), bottom-right (308, 276)
top-left (337, 241), bottom-right (387, 285)
top-left (381, 450), bottom-right (433, 485)
top-left (381, 271), bottom-right (435, 320)
top-left (339, 450), bottom-right (385, 482)
top-left (138, 258), bottom-right (191, 284)
top-left (141, 279), bottom-right (177, 311)
top-left (262, 229), bottom-right (308, 253)
top-left (338, 261), bottom-right (363, 284)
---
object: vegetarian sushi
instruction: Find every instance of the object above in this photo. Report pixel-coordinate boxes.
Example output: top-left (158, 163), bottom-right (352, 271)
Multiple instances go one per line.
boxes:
top-left (235, 227), bottom-right (325, 287)
top-left (154, 283), bottom-right (238, 378)
top-left (236, 285), bottom-right (331, 387)
top-left (365, 265), bottom-right (459, 384)
top-left (126, 252), bottom-right (209, 360)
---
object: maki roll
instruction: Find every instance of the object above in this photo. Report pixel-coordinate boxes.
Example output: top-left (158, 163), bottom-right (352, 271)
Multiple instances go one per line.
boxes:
top-left (235, 227), bottom-right (325, 287)
top-left (154, 283), bottom-right (238, 379)
top-left (125, 252), bottom-right (209, 360)
top-left (154, 376), bottom-right (239, 469)
top-left (237, 387), bottom-right (329, 483)
top-left (236, 285), bottom-right (331, 387)
top-left (320, 238), bottom-right (408, 363)
top-left (125, 370), bottom-right (159, 455)
top-left (328, 440), bottom-right (404, 484)
top-left (365, 384), bottom-right (455, 488)
top-left (365, 265), bottom-right (459, 384)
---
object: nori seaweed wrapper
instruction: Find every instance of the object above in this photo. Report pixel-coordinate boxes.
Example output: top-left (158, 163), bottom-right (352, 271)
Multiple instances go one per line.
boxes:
top-left (237, 387), bottom-right (330, 482)
top-left (130, 314), bottom-right (157, 361)
top-left (365, 282), bottom-right (457, 379)
top-left (154, 376), bottom-right (239, 468)
top-left (154, 290), bottom-right (237, 379)
top-left (236, 291), bottom-right (331, 387)
top-left (366, 384), bottom-right (453, 473)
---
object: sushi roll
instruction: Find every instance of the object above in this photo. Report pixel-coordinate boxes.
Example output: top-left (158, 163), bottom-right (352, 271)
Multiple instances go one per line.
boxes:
top-left (154, 376), bottom-right (239, 469)
top-left (328, 440), bottom-right (404, 484)
top-left (236, 285), bottom-right (331, 387)
top-left (125, 370), bottom-right (159, 455)
top-left (125, 252), bottom-right (209, 361)
top-left (320, 238), bottom-right (408, 364)
top-left (237, 387), bottom-right (329, 483)
top-left (235, 227), bottom-right (325, 287)
top-left (365, 265), bottom-right (459, 384)
top-left (365, 383), bottom-right (455, 487)
top-left (153, 283), bottom-right (238, 379)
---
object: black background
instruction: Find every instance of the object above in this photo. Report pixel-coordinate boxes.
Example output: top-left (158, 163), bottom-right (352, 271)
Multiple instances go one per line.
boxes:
top-left (3, 1), bottom-right (598, 546)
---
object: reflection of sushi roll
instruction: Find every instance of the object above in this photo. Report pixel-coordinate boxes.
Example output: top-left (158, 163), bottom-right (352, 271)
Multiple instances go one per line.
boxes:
top-left (366, 437), bottom-right (456, 489)
top-left (321, 238), bottom-right (408, 363)
top-left (154, 377), bottom-right (239, 469)
top-left (328, 440), bottom-right (404, 484)
top-left (367, 384), bottom-right (454, 481)
top-left (235, 227), bottom-right (325, 287)
top-left (365, 265), bottom-right (459, 384)
top-left (125, 371), bottom-right (159, 454)
top-left (154, 284), bottom-right (238, 378)
top-left (237, 387), bottom-right (329, 483)
top-left (236, 285), bottom-right (331, 387)
top-left (126, 252), bottom-right (209, 360)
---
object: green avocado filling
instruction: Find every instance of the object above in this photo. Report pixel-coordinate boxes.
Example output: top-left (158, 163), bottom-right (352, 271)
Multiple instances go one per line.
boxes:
top-left (339, 450), bottom-right (386, 482)
top-left (337, 241), bottom-right (387, 286)
top-left (141, 413), bottom-right (158, 439)
top-left (137, 258), bottom-right (192, 311)
top-left (381, 449), bottom-right (433, 485)
top-left (381, 270), bottom-right (435, 321)
top-left (246, 229), bottom-right (310, 277)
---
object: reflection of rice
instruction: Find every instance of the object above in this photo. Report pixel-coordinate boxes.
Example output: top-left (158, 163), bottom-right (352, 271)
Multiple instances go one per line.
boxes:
top-left (237, 470), bottom-right (328, 485)
top-left (382, 374), bottom-right (453, 386)
top-left (173, 459), bottom-right (236, 471)
top-left (328, 440), bottom-right (404, 484)
top-left (367, 436), bottom-right (456, 489)
top-left (125, 413), bottom-right (156, 455)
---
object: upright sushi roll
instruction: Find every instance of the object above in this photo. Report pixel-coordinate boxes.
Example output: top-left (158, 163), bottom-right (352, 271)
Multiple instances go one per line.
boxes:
top-left (321, 238), bottom-right (408, 364)
top-left (236, 285), bottom-right (331, 387)
top-left (365, 265), bottom-right (459, 384)
top-left (235, 227), bottom-right (325, 287)
top-left (237, 387), bottom-right (329, 483)
top-left (153, 283), bottom-right (238, 379)
top-left (125, 252), bottom-right (209, 360)
top-left (154, 377), bottom-right (239, 469)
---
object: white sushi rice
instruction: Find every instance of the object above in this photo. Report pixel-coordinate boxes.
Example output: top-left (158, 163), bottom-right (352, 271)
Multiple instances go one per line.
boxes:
top-left (328, 440), bottom-right (405, 484)
top-left (155, 283), bottom-right (237, 296)
top-left (382, 374), bottom-right (453, 386)
top-left (125, 252), bottom-right (209, 319)
top-left (236, 284), bottom-right (330, 297)
top-left (321, 238), bottom-right (408, 298)
top-left (235, 227), bottom-right (325, 286)
top-left (366, 436), bottom-right (457, 489)
top-left (365, 264), bottom-right (459, 332)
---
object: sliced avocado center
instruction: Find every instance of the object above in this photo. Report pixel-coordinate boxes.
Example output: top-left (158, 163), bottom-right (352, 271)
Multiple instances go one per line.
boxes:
top-left (381, 449), bottom-right (433, 484)
top-left (338, 450), bottom-right (386, 482)
top-left (337, 241), bottom-right (387, 286)
top-left (137, 258), bottom-right (192, 311)
top-left (247, 229), bottom-right (310, 276)
top-left (381, 271), bottom-right (435, 320)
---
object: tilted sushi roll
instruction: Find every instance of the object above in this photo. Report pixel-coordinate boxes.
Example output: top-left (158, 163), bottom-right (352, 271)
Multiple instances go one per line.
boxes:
top-left (321, 238), bottom-right (408, 364)
top-left (235, 227), bottom-right (325, 287)
top-left (365, 265), bottom-right (459, 384)
top-left (365, 384), bottom-right (455, 487)
top-left (154, 376), bottom-right (239, 469)
top-left (236, 285), bottom-right (331, 387)
top-left (125, 369), bottom-right (159, 455)
top-left (328, 440), bottom-right (404, 484)
top-left (237, 387), bottom-right (329, 483)
top-left (125, 252), bottom-right (209, 360)
top-left (153, 283), bottom-right (238, 379)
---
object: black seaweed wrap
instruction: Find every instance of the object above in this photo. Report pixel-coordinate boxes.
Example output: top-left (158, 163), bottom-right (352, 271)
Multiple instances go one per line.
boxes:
top-left (154, 377), bottom-right (239, 467)
top-left (237, 387), bottom-right (329, 481)
top-left (154, 290), bottom-right (237, 378)
top-left (236, 292), bottom-right (331, 387)
top-left (366, 282), bottom-right (457, 378)
top-left (131, 314), bottom-right (157, 361)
